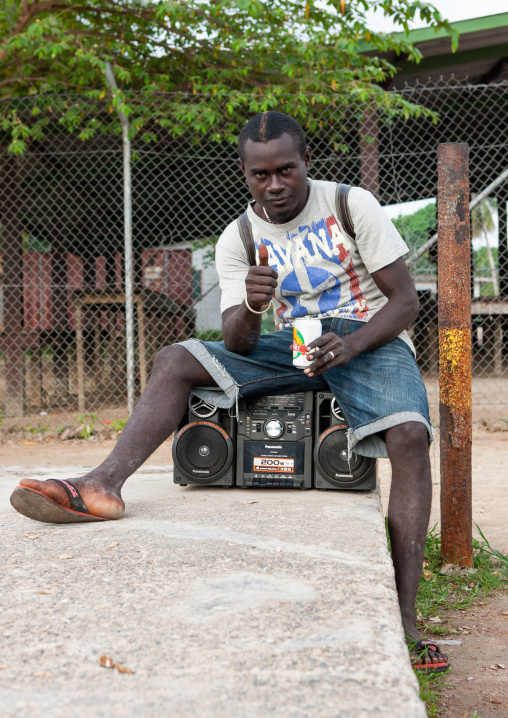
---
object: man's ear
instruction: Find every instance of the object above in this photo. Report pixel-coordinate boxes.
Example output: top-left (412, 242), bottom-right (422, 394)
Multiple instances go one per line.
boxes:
top-left (238, 158), bottom-right (246, 176)
top-left (303, 146), bottom-right (312, 170)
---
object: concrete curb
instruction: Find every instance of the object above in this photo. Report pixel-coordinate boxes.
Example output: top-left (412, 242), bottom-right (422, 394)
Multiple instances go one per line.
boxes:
top-left (1, 466), bottom-right (426, 717)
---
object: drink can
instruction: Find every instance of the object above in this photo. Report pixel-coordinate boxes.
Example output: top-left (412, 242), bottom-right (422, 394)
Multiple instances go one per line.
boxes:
top-left (292, 318), bottom-right (322, 368)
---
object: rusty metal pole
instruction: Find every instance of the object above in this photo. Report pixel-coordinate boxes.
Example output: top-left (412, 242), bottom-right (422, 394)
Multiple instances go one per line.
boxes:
top-left (437, 143), bottom-right (473, 567)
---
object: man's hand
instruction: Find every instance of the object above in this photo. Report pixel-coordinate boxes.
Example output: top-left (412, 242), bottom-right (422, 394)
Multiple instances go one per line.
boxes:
top-left (298, 257), bottom-right (420, 374)
top-left (301, 333), bottom-right (356, 377)
top-left (221, 244), bottom-right (278, 354)
top-left (245, 243), bottom-right (278, 310)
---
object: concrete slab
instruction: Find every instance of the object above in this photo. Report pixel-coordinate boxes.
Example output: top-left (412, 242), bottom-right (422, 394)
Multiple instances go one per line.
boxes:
top-left (0, 466), bottom-right (426, 718)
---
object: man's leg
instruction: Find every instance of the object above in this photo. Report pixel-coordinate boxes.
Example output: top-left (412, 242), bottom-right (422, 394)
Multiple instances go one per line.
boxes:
top-left (385, 421), bottom-right (446, 667)
top-left (17, 345), bottom-right (216, 519)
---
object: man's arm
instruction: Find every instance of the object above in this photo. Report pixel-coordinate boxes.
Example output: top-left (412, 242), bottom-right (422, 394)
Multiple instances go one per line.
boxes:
top-left (221, 243), bottom-right (278, 355)
top-left (303, 257), bottom-right (419, 376)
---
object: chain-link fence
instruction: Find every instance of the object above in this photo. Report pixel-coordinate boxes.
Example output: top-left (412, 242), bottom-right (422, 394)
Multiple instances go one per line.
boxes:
top-left (1, 78), bottom-right (507, 429)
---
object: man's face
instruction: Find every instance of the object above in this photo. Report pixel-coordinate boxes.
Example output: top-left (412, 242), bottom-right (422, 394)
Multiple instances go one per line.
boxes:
top-left (240, 133), bottom-right (311, 223)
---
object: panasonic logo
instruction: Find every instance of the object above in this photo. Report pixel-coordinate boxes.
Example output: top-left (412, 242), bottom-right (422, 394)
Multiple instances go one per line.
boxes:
top-left (265, 445), bottom-right (283, 449)
top-left (192, 470), bottom-right (210, 474)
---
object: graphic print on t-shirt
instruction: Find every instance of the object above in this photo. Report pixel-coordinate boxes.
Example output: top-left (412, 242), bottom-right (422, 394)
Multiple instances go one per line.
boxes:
top-left (256, 213), bottom-right (369, 324)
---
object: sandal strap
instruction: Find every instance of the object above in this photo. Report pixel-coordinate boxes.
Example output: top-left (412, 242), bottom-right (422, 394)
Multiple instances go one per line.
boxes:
top-left (53, 479), bottom-right (90, 514)
top-left (414, 640), bottom-right (441, 655)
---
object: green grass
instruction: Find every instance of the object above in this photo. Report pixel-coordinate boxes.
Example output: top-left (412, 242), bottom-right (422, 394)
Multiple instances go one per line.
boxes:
top-left (416, 525), bottom-right (508, 624)
top-left (417, 672), bottom-right (453, 718)
top-left (76, 413), bottom-right (97, 440)
top-left (386, 521), bottom-right (507, 716)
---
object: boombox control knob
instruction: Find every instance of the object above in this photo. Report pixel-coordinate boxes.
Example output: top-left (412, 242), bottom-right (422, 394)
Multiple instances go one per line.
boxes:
top-left (264, 419), bottom-right (284, 439)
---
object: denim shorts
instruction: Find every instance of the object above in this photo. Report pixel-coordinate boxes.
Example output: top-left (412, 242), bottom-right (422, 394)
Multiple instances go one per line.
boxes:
top-left (179, 317), bottom-right (432, 459)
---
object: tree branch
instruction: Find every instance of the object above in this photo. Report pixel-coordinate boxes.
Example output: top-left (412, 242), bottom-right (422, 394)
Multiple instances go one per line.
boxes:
top-left (0, 75), bottom-right (96, 90)
top-left (1, 0), bottom-right (70, 62)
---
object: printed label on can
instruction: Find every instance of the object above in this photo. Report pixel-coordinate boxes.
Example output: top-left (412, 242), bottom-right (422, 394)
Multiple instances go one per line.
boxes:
top-left (292, 319), bottom-right (322, 368)
top-left (292, 326), bottom-right (307, 360)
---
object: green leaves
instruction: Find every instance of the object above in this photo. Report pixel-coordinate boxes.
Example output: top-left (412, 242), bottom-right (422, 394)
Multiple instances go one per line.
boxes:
top-left (7, 138), bottom-right (26, 153)
top-left (0, 0), bottom-right (457, 148)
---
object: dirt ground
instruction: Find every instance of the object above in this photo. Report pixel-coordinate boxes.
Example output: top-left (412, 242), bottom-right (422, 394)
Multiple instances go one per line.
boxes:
top-left (438, 590), bottom-right (508, 718)
top-left (378, 430), bottom-right (508, 554)
top-left (2, 430), bottom-right (508, 717)
top-left (1, 435), bottom-right (173, 470)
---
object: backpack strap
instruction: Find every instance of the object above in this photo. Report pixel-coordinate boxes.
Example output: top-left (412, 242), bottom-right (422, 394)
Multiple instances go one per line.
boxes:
top-left (237, 211), bottom-right (257, 267)
top-left (335, 183), bottom-right (356, 241)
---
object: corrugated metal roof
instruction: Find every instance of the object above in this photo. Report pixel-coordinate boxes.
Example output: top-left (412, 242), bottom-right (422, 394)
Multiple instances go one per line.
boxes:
top-left (364, 12), bottom-right (508, 87)
top-left (394, 11), bottom-right (508, 45)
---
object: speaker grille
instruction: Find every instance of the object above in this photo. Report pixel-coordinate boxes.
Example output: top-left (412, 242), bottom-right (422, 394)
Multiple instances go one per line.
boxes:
top-left (175, 423), bottom-right (231, 482)
top-left (316, 427), bottom-right (372, 485)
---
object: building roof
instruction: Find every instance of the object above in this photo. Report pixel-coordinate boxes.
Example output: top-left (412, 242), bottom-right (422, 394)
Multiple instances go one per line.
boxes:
top-left (382, 12), bottom-right (508, 87)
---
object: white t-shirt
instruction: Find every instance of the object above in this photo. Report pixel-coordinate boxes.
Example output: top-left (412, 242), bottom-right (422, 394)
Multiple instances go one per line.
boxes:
top-left (215, 179), bottom-right (414, 352)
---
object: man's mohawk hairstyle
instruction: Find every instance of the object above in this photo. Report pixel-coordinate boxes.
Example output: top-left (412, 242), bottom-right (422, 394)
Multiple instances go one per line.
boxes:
top-left (238, 111), bottom-right (307, 162)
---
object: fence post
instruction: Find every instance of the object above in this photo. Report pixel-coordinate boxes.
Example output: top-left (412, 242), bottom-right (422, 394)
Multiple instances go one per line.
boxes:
top-left (0, 154), bottom-right (25, 416)
top-left (359, 110), bottom-right (380, 201)
top-left (104, 63), bottom-right (135, 415)
top-left (437, 142), bottom-right (473, 567)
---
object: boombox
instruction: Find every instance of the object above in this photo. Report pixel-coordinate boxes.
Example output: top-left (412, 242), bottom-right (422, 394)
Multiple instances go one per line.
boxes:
top-left (172, 390), bottom-right (376, 491)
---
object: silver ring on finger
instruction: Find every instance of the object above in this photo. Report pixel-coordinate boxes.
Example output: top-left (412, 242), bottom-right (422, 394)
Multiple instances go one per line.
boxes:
top-left (328, 351), bottom-right (335, 361)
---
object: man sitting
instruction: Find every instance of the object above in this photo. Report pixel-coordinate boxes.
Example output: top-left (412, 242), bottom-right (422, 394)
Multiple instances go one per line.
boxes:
top-left (11, 111), bottom-right (447, 673)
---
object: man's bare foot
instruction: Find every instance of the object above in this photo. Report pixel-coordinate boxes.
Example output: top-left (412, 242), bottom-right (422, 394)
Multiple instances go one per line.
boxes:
top-left (17, 477), bottom-right (125, 520)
